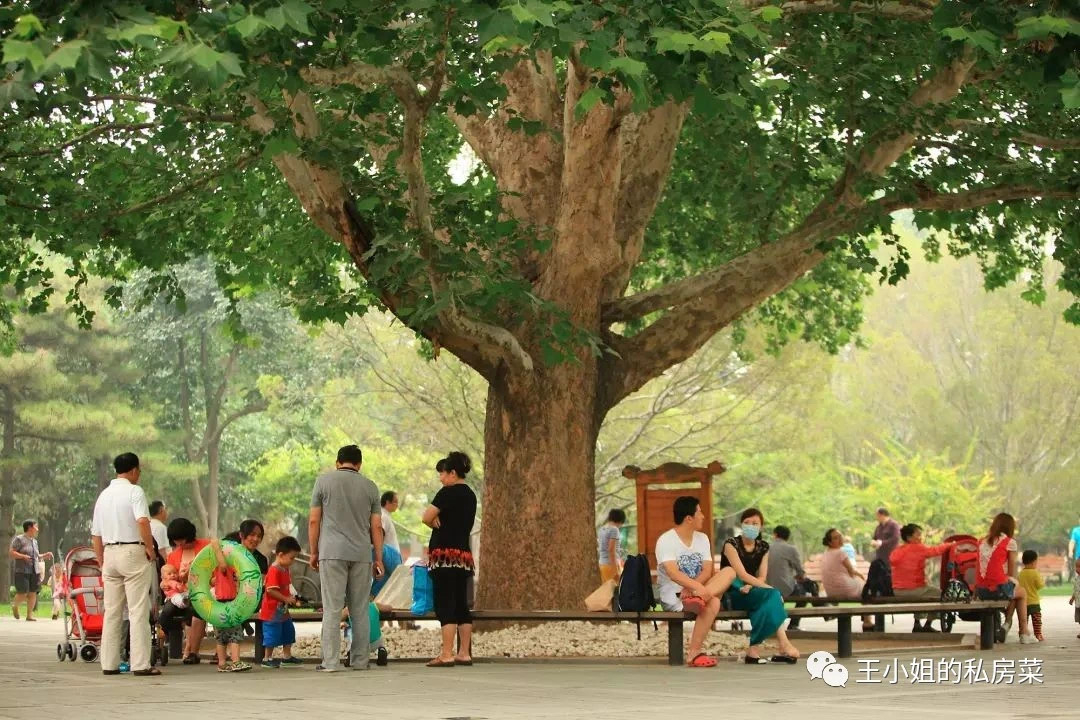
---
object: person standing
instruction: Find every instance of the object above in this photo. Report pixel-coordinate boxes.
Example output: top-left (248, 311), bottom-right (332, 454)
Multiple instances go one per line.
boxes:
top-left (870, 507), bottom-right (901, 566)
top-left (598, 509), bottom-right (626, 583)
top-left (148, 500), bottom-right (170, 562)
top-left (9, 519), bottom-right (53, 621)
top-left (309, 444), bottom-right (384, 672)
top-left (422, 451), bottom-right (478, 667)
top-left (1069, 518), bottom-right (1080, 581)
top-left (90, 452), bottom-right (160, 676)
top-left (380, 491), bottom-right (401, 554)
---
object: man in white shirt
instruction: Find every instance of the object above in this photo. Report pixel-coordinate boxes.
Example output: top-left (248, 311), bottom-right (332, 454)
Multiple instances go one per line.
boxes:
top-left (655, 496), bottom-right (736, 667)
top-left (380, 491), bottom-right (400, 553)
top-left (148, 500), bottom-right (170, 562)
top-left (91, 452), bottom-right (160, 676)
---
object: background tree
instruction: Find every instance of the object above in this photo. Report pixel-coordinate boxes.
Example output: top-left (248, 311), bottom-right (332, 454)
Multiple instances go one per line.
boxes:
top-left (123, 259), bottom-right (315, 536)
top-left (2, 1), bottom-right (1078, 608)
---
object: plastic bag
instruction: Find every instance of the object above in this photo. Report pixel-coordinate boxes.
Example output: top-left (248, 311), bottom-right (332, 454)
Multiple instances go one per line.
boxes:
top-left (410, 565), bottom-right (434, 615)
top-left (584, 579), bottom-right (616, 612)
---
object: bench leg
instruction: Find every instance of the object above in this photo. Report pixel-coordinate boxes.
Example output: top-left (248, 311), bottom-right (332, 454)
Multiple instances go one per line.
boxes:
top-left (979, 611), bottom-right (994, 650)
top-left (837, 616), bottom-right (853, 659)
top-left (874, 613), bottom-right (885, 632)
top-left (253, 620), bottom-right (263, 662)
top-left (668, 621), bottom-right (684, 666)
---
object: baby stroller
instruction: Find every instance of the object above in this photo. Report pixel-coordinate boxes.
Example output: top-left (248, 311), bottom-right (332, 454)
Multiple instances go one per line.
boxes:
top-left (939, 533), bottom-right (1006, 640)
top-left (54, 545), bottom-right (167, 665)
top-left (56, 546), bottom-right (104, 662)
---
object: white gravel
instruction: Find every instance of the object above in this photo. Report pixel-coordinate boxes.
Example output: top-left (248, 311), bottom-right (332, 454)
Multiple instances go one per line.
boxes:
top-left (291, 621), bottom-right (766, 660)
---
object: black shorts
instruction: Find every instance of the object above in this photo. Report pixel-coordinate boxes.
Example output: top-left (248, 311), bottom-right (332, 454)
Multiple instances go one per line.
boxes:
top-left (13, 572), bottom-right (40, 594)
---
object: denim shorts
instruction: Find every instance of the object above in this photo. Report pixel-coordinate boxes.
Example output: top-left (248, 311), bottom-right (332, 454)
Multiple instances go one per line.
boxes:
top-left (975, 581), bottom-right (1015, 601)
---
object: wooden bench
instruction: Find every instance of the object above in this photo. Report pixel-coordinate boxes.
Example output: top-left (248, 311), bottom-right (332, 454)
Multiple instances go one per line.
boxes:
top-left (1036, 554), bottom-right (1067, 584)
top-left (282, 600), bottom-right (1006, 666)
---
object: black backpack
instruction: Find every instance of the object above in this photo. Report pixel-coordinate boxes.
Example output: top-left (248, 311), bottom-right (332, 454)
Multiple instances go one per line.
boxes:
top-left (862, 558), bottom-right (894, 600)
top-left (615, 554), bottom-right (656, 612)
top-left (616, 554), bottom-right (657, 639)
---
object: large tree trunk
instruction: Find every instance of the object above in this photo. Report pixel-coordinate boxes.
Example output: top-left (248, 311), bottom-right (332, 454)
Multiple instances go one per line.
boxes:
top-left (0, 389), bottom-right (15, 603)
top-left (477, 361), bottom-right (602, 611)
top-left (207, 441), bottom-right (220, 538)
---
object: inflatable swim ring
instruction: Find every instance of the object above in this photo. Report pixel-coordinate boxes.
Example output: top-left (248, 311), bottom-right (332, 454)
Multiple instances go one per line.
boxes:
top-left (188, 541), bottom-right (263, 627)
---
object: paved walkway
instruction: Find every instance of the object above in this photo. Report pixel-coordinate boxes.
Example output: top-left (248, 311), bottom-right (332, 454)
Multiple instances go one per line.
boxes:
top-left (2, 597), bottom-right (1077, 720)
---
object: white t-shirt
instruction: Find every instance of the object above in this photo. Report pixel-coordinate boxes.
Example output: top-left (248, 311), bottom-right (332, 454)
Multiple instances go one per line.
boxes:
top-left (655, 528), bottom-right (712, 611)
top-left (381, 508), bottom-right (400, 553)
top-left (149, 518), bottom-right (170, 556)
top-left (91, 478), bottom-right (150, 544)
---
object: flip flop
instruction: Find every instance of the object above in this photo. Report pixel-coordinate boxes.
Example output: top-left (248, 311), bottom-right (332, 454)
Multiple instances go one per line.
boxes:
top-left (687, 653), bottom-right (717, 668)
top-left (455, 658), bottom-right (474, 666)
top-left (133, 668), bottom-right (162, 676)
top-left (682, 596), bottom-right (705, 614)
top-left (426, 658), bottom-right (456, 668)
top-left (770, 654), bottom-right (799, 664)
top-left (744, 656), bottom-right (769, 665)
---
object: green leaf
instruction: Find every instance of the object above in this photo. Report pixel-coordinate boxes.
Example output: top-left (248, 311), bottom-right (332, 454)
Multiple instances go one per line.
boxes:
top-left (1062, 84), bottom-right (1080, 110)
top-left (508, 3), bottom-right (539, 26)
top-left (2, 39), bottom-right (45, 69)
top-left (12, 14), bottom-right (45, 39)
top-left (1016, 15), bottom-right (1080, 40)
top-left (574, 86), bottom-right (605, 117)
top-left (525, 1), bottom-right (556, 28)
top-left (109, 17), bottom-right (183, 42)
top-left (233, 14), bottom-right (268, 38)
top-left (699, 31), bottom-right (732, 55)
top-left (941, 27), bottom-right (969, 42)
top-left (652, 29), bottom-right (697, 54)
top-left (758, 6), bottom-right (783, 23)
top-left (282, 0), bottom-right (315, 35)
top-left (43, 40), bottom-right (89, 71)
top-left (217, 52), bottom-right (245, 77)
top-left (608, 56), bottom-right (647, 79)
top-left (264, 7), bottom-right (287, 30)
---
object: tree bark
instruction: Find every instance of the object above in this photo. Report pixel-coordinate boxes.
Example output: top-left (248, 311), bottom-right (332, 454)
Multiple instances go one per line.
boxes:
top-left (0, 389), bottom-right (16, 604)
top-left (477, 362), bottom-right (602, 611)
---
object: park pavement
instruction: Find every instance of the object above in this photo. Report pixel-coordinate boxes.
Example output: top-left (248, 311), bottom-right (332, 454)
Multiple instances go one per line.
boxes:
top-left (1, 596), bottom-right (1077, 720)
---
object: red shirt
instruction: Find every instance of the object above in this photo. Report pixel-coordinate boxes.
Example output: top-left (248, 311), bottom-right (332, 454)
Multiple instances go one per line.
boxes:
top-left (166, 539), bottom-right (211, 580)
top-left (890, 542), bottom-right (952, 590)
top-left (258, 564), bottom-right (292, 622)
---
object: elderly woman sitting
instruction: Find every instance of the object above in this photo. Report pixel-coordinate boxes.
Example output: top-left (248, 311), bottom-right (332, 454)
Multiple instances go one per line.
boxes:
top-left (889, 523), bottom-right (956, 632)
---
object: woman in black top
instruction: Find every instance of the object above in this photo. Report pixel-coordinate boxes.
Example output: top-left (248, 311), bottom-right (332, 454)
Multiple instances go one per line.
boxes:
top-left (720, 508), bottom-right (800, 664)
top-left (422, 451), bottom-right (477, 667)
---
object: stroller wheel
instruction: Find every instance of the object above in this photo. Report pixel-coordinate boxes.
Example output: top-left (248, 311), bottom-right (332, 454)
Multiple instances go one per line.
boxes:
top-left (57, 643), bottom-right (65, 661)
top-left (940, 612), bottom-right (955, 633)
top-left (80, 644), bottom-right (98, 663)
top-left (65, 643), bottom-right (77, 661)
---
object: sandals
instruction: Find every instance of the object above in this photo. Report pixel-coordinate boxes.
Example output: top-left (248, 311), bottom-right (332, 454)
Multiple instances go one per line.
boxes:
top-left (217, 661), bottom-right (251, 673)
top-left (133, 668), bottom-right (162, 676)
top-left (681, 595), bottom-right (705, 614)
top-left (771, 654), bottom-right (799, 664)
top-left (426, 658), bottom-right (456, 667)
top-left (687, 653), bottom-right (717, 668)
top-left (744, 655), bottom-right (769, 664)
top-left (182, 654), bottom-right (201, 665)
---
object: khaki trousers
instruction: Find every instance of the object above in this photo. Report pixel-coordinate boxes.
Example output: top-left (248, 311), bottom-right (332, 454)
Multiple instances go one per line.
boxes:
top-left (892, 585), bottom-right (940, 621)
top-left (102, 545), bottom-right (153, 672)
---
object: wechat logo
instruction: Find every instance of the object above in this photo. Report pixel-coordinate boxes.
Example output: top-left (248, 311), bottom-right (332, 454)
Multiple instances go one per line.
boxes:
top-left (807, 650), bottom-right (849, 688)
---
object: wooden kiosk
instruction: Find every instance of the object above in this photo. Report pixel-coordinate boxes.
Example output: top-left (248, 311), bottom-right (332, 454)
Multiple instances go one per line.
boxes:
top-left (623, 460), bottom-right (725, 570)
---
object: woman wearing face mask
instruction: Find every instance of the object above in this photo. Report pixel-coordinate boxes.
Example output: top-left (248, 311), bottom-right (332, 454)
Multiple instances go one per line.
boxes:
top-left (720, 508), bottom-right (800, 664)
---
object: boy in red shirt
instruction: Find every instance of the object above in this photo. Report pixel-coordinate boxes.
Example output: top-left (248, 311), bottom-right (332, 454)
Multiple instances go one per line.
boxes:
top-left (259, 536), bottom-right (303, 668)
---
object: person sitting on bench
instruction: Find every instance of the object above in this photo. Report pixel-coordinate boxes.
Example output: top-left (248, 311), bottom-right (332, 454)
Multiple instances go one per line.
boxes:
top-left (655, 496), bottom-right (736, 668)
top-left (890, 523), bottom-right (956, 632)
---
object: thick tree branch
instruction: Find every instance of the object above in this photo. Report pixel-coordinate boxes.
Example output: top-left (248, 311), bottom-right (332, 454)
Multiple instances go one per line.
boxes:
top-left (874, 184), bottom-right (1080, 214)
top-left (946, 119), bottom-right (1080, 151)
top-left (215, 398), bottom-right (270, 442)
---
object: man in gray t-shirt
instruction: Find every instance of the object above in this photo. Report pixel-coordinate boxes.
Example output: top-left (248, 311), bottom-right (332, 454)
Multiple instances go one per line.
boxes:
top-left (308, 444), bottom-right (384, 672)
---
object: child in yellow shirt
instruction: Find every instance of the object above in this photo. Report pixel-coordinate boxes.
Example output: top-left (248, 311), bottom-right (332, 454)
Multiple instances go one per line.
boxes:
top-left (1018, 550), bottom-right (1045, 641)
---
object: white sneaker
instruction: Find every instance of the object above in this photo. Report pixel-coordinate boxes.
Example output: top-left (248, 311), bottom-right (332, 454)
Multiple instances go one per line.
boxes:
top-left (1004, 617), bottom-right (1013, 633)
top-left (1019, 633), bottom-right (1037, 644)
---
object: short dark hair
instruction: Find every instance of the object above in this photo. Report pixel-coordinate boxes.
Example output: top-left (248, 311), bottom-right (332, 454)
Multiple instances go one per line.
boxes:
top-left (900, 523), bottom-right (922, 542)
top-left (380, 491), bottom-right (398, 507)
top-left (673, 496), bottom-right (700, 525)
top-left (114, 452), bottom-right (140, 474)
top-left (740, 507), bottom-right (764, 524)
top-left (223, 531), bottom-right (241, 543)
top-left (876, 507), bottom-right (890, 517)
top-left (607, 509), bottom-right (627, 524)
top-left (773, 525), bottom-right (791, 541)
top-left (149, 501), bottom-right (165, 518)
top-left (239, 519), bottom-right (264, 538)
top-left (337, 444), bottom-right (363, 466)
top-left (22, 519), bottom-right (36, 532)
top-left (166, 517), bottom-right (198, 546)
top-left (275, 536), bottom-right (302, 555)
top-left (436, 451), bottom-right (471, 478)
top-left (822, 528), bottom-right (840, 547)
top-left (1021, 549), bottom-right (1038, 565)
